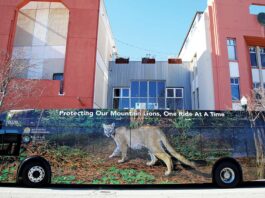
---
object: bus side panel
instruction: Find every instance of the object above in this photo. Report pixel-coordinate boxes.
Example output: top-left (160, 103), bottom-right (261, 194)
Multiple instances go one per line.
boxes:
top-left (232, 127), bottom-right (257, 182)
top-left (1, 110), bottom-right (264, 185)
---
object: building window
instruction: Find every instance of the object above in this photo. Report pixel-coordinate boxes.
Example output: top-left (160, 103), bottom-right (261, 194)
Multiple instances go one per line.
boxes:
top-left (260, 47), bottom-right (265, 68)
top-left (253, 82), bottom-right (261, 89)
top-left (249, 46), bottom-right (265, 91)
top-left (166, 88), bottom-right (184, 110)
top-left (249, 46), bottom-right (265, 68)
top-left (53, 73), bottom-right (64, 95)
top-left (230, 78), bottom-right (240, 101)
top-left (227, 39), bottom-right (237, 61)
top-left (113, 82), bottom-right (185, 110)
top-left (53, 73), bottom-right (64, 81)
top-left (130, 81), bottom-right (165, 110)
top-left (249, 47), bottom-right (258, 67)
top-left (113, 88), bottom-right (130, 109)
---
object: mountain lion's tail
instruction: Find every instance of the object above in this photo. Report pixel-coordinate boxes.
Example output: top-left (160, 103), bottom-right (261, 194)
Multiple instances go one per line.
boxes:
top-left (160, 135), bottom-right (197, 168)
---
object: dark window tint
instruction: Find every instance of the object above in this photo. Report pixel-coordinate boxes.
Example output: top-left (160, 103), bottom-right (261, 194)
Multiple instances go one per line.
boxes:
top-left (131, 98), bottom-right (139, 109)
top-left (231, 85), bottom-right (240, 101)
top-left (0, 133), bottom-right (21, 156)
top-left (167, 89), bottom-right (174, 97)
top-left (260, 48), bottom-right (265, 68)
top-left (113, 98), bottom-right (130, 109)
top-left (250, 53), bottom-right (257, 67)
top-left (149, 81), bottom-right (157, 97)
top-left (158, 98), bottom-right (165, 109)
top-left (122, 89), bottom-right (129, 97)
top-left (157, 82), bottom-right (165, 97)
top-left (175, 89), bottom-right (183, 98)
top-left (114, 89), bottom-right (121, 97)
top-left (131, 81), bottom-right (139, 97)
top-left (175, 98), bottom-right (184, 109)
top-left (249, 47), bottom-right (257, 67)
top-left (53, 73), bottom-right (64, 81)
top-left (166, 98), bottom-right (174, 109)
top-left (121, 98), bottom-right (130, 109)
top-left (231, 78), bottom-right (240, 101)
top-left (140, 81), bottom-right (147, 97)
top-left (113, 98), bottom-right (120, 109)
top-left (148, 98), bottom-right (157, 109)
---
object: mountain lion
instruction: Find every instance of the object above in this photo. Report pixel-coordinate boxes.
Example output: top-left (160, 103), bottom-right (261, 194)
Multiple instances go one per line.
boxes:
top-left (102, 123), bottom-right (197, 176)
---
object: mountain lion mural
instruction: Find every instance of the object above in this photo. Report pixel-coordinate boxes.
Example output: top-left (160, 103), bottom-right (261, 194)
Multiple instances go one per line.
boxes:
top-left (103, 123), bottom-right (197, 176)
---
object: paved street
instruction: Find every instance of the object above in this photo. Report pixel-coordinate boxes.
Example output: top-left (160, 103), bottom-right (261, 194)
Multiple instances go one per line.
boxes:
top-left (1, 182), bottom-right (265, 198)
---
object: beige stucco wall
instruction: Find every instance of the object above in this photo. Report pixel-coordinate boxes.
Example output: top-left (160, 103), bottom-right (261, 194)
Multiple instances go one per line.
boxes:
top-left (13, 2), bottom-right (69, 80)
top-left (93, 0), bottom-right (117, 108)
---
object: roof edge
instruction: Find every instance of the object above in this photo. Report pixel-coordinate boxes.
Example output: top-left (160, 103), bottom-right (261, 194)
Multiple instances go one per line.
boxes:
top-left (178, 11), bottom-right (204, 57)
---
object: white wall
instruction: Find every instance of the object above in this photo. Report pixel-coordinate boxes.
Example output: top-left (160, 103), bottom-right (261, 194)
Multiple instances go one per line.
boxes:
top-left (93, 0), bottom-right (117, 108)
top-left (179, 11), bottom-right (215, 110)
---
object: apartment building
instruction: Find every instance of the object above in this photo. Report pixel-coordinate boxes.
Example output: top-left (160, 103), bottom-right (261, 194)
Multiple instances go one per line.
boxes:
top-left (179, 0), bottom-right (265, 110)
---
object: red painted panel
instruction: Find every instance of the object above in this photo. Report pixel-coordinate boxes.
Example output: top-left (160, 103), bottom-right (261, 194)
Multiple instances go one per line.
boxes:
top-left (0, 0), bottom-right (20, 6)
top-left (63, 0), bottom-right (99, 9)
top-left (68, 9), bottom-right (99, 39)
top-left (63, 38), bottom-right (97, 97)
top-left (0, 35), bottom-right (9, 51)
top-left (0, 7), bottom-right (15, 23)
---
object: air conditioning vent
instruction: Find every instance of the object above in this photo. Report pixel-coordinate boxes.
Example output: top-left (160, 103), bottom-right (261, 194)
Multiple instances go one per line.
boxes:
top-left (115, 58), bottom-right (129, 64)
top-left (168, 58), bottom-right (182, 64)
top-left (142, 58), bottom-right (156, 64)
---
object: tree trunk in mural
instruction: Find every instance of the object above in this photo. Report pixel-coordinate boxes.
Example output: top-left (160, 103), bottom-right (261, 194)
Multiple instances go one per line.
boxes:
top-left (247, 89), bottom-right (265, 179)
top-left (253, 127), bottom-right (265, 179)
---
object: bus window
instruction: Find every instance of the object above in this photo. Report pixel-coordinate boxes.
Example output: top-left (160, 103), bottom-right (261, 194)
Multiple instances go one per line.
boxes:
top-left (0, 132), bottom-right (21, 156)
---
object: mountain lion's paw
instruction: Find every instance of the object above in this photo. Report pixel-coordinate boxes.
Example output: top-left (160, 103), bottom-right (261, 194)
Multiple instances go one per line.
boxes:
top-left (164, 170), bottom-right (171, 176)
top-left (118, 159), bottom-right (125, 163)
top-left (146, 161), bottom-right (155, 166)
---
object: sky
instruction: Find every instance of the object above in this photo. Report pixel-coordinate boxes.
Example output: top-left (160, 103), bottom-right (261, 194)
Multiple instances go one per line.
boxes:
top-left (104, 0), bottom-right (207, 60)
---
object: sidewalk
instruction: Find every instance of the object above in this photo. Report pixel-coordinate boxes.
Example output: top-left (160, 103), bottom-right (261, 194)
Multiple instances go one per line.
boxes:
top-left (1, 184), bottom-right (265, 198)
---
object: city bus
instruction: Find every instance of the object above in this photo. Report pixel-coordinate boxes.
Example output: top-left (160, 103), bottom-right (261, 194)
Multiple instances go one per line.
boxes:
top-left (0, 109), bottom-right (264, 188)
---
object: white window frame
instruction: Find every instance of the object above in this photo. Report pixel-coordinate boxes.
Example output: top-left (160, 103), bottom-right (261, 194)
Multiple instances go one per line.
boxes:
top-left (249, 46), bottom-right (258, 68)
top-left (166, 88), bottom-right (184, 99)
top-left (227, 38), bottom-right (237, 61)
top-left (113, 88), bottom-right (130, 99)
top-left (166, 88), bottom-right (184, 110)
top-left (230, 77), bottom-right (240, 101)
top-left (113, 88), bottom-right (130, 109)
top-left (130, 80), bottom-right (166, 110)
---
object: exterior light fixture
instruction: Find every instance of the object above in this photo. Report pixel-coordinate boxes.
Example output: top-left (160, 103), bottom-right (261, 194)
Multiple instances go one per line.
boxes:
top-left (240, 96), bottom-right (248, 111)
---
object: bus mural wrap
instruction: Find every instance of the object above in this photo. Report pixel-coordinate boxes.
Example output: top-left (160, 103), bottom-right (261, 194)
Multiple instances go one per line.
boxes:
top-left (0, 109), bottom-right (264, 188)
